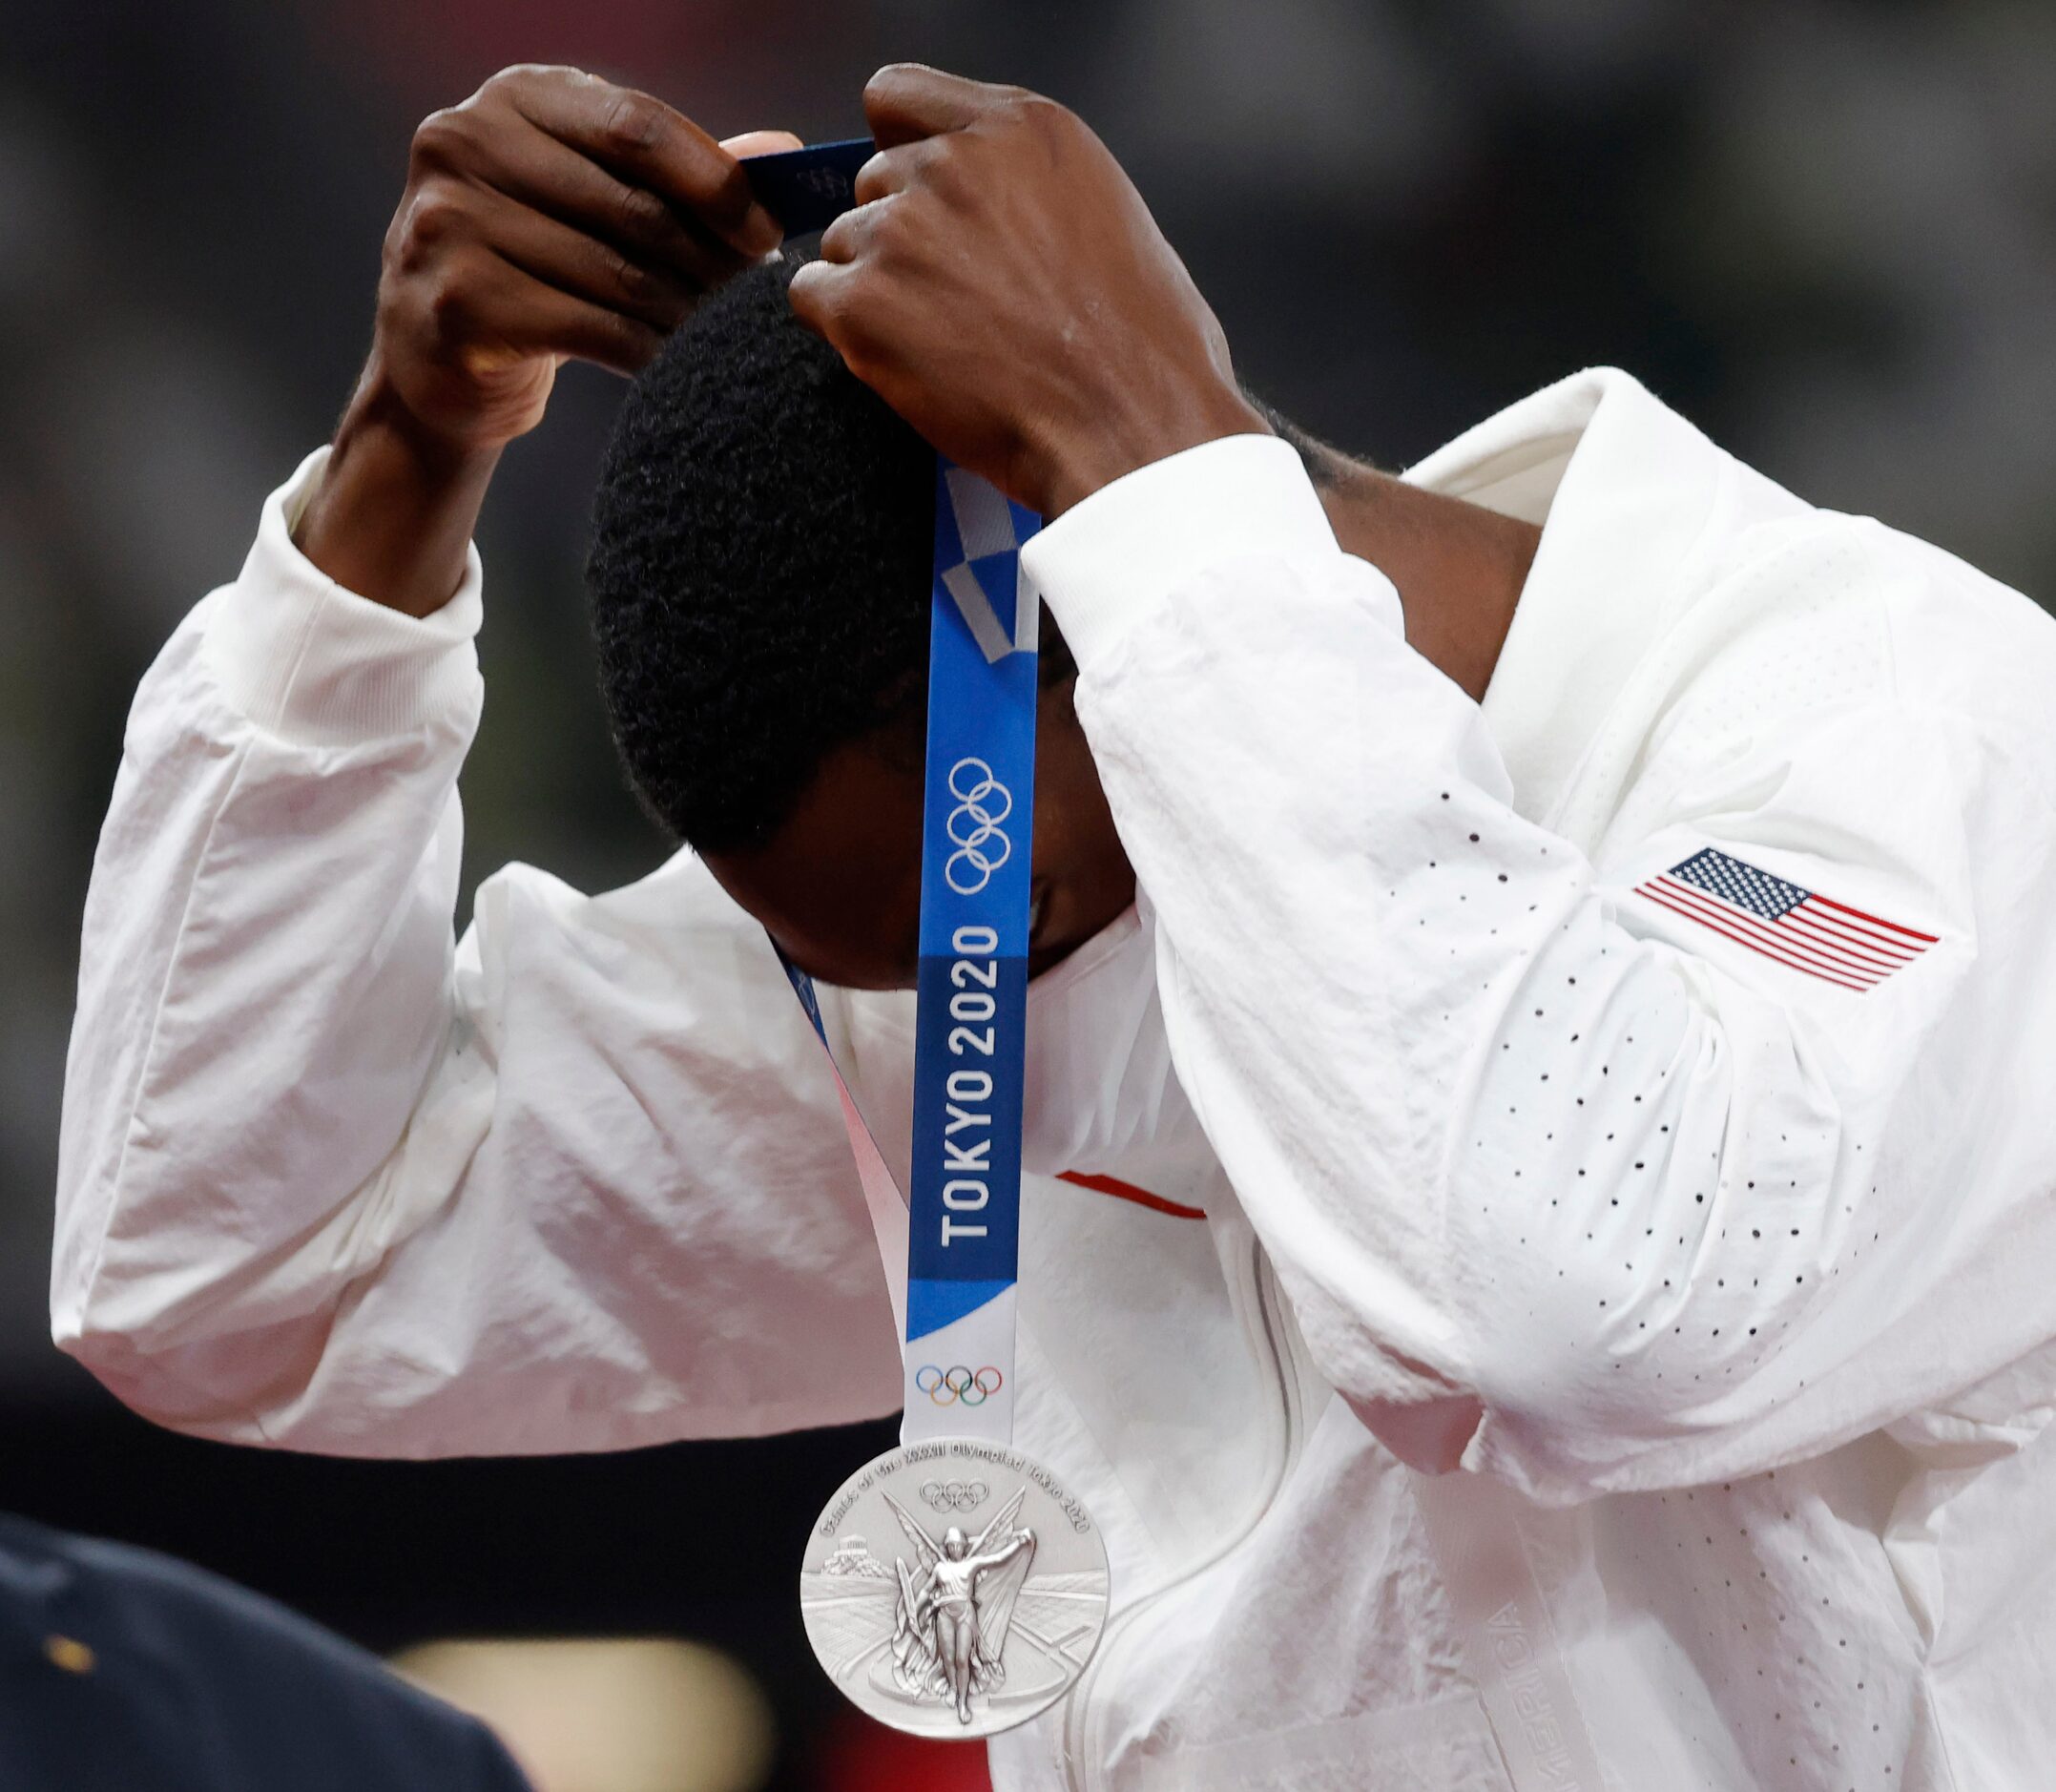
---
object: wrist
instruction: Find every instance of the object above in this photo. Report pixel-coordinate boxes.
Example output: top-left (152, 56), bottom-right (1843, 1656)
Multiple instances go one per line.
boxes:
top-left (328, 354), bottom-right (505, 492)
top-left (1037, 381), bottom-right (1273, 519)
top-left (296, 356), bottom-right (503, 618)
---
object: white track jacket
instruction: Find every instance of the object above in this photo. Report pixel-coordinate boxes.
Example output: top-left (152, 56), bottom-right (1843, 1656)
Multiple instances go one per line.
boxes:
top-left (53, 370), bottom-right (2056, 1791)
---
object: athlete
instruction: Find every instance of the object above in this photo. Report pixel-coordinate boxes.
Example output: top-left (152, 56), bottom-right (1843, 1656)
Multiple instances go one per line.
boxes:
top-left (54, 61), bottom-right (2056, 1790)
top-left (912, 1526), bottom-right (1034, 1726)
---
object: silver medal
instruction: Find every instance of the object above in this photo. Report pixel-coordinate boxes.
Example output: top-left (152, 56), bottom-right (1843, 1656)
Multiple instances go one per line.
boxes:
top-left (800, 1437), bottom-right (1110, 1739)
top-left (784, 457), bottom-right (1099, 1737)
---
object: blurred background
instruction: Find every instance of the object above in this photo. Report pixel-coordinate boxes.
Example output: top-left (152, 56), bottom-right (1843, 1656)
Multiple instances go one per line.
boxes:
top-left (3, 0), bottom-right (2054, 1785)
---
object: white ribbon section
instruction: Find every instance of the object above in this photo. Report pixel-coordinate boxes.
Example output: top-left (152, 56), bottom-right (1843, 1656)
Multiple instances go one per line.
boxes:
top-left (900, 1286), bottom-right (1018, 1447)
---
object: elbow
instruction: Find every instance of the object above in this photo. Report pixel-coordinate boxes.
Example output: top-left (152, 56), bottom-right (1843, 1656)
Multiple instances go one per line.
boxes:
top-left (52, 1294), bottom-right (293, 1447)
top-left (55, 1316), bottom-right (183, 1433)
top-left (53, 1314), bottom-right (157, 1420)
top-left (1292, 1281), bottom-right (1672, 1501)
top-left (1344, 1386), bottom-right (1485, 1475)
top-left (1458, 1263), bottom-right (1767, 1507)
top-left (1306, 1323), bottom-right (1488, 1475)
top-left (51, 1164), bottom-right (337, 1447)
top-left (53, 1321), bottom-right (238, 1443)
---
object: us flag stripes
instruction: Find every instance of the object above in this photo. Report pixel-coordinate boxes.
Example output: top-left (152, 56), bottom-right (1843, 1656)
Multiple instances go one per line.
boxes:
top-left (1635, 847), bottom-right (1935, 992)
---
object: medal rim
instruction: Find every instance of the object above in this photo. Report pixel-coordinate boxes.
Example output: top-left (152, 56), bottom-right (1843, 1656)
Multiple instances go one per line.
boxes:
top-left (800, 1435), bottom-right (1110, 1740)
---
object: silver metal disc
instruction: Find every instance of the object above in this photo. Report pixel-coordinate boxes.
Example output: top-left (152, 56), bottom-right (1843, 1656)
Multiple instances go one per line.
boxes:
top-left (800, 1437), bottom-right (1111, 1739)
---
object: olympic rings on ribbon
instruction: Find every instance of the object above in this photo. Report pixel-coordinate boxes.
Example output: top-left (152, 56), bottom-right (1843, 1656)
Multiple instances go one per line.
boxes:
top-left (944, 758), bottom-right (1012, 895)
top-left (913, 1365), bottom-right (1006, 1407)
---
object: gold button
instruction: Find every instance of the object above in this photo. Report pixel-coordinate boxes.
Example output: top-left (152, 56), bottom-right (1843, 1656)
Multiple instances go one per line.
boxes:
top-left (44, 1635), bottom-right (96, 1675)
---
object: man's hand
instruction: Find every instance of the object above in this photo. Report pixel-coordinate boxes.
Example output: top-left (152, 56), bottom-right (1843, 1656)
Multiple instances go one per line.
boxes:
top-left (299, 65), bottom-right (797, 615)
top-left (371, 65), bottom-right (792, 445)
top-left (788, 66), bottom-right (1269, 518)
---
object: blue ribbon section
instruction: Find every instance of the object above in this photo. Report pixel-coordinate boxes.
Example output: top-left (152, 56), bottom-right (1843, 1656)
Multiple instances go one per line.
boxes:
top-left (906, 461), bottom-right (1042, 1345)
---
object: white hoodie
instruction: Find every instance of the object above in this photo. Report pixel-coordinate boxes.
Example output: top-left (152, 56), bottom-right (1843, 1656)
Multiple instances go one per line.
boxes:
top-left (53, 370), bottom-right (2056, 1790)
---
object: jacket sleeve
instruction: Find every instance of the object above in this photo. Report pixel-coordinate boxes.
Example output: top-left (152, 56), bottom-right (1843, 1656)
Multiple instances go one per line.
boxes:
top-left (52, 451), bottom-right (901, 1456)
top-left (1022, 434), bottom-right (2056, 1505)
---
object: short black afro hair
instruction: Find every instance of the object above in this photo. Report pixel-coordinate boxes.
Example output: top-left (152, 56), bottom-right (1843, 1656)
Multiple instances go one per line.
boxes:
top-left (587, 254), bottom-right (1330, 853)
top-left (587, 253), bottom-right (938, 853)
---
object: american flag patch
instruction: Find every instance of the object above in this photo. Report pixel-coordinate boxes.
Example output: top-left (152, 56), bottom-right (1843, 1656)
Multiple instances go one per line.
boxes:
top-left (1635, 847), bottom-right (1936, 992)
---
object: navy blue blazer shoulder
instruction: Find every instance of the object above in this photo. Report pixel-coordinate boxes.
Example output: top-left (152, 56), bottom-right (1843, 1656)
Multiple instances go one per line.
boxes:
top-left (0, 1513), bottom-right (530, 1792)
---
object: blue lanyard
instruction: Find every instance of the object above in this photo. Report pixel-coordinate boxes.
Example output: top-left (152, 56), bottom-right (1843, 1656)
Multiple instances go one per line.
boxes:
top-left (781, 460), bottom-right (1040, 1444)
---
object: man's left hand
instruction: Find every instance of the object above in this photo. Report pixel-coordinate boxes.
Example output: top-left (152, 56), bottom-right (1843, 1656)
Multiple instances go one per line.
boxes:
top-left (788, 65), bottom-right (1271, 517)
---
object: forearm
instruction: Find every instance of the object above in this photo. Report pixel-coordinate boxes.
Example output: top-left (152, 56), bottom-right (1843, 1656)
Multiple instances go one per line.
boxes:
top-left (291, 63), bottom-right (796, 615)
top-left (52, 463), bottom-right (906, 1453)
top-left (1026, 437), bottom-right (2020, 1501)
top-left (1044, 531), bottom-right (1762, 1490)
top-left (293, 357), bottom-right (502, 619)
top-left (54, 454), bottom-right (484, 1365)
top-left (1070, 605), bottom-right (1879, 1496)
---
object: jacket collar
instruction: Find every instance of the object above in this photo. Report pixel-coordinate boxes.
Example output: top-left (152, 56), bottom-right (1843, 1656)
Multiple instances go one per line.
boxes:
top-left (1402, 368), bottom-right (1727, 828)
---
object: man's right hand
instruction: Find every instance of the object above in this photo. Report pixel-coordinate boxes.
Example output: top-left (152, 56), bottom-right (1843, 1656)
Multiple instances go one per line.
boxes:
top-left (375, 65), bottom-right (794, 445)
top-left (297, 66), bottom-right (797, 617)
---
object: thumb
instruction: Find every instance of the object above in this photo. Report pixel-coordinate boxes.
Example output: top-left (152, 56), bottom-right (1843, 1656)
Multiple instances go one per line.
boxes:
top-left (863, 63), bottom-right (1005, 148)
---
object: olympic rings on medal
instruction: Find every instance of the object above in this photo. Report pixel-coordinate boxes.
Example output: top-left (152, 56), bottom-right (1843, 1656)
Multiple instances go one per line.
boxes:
top-left (919, 1479), bottom-right (991, 1513)
top-left (913, 1365), bottom-right (1006, 1407)
top-left (944, 758), bottom-right (1012, 895)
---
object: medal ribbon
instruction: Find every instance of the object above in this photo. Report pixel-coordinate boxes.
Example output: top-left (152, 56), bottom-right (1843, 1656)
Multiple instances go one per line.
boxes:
top-left (780, 460), bottom-right (1041, 1448)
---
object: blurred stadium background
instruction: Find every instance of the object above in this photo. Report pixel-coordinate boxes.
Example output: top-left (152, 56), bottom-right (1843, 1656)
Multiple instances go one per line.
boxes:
top-left (3, 1), bottom-right (2053, 1786)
